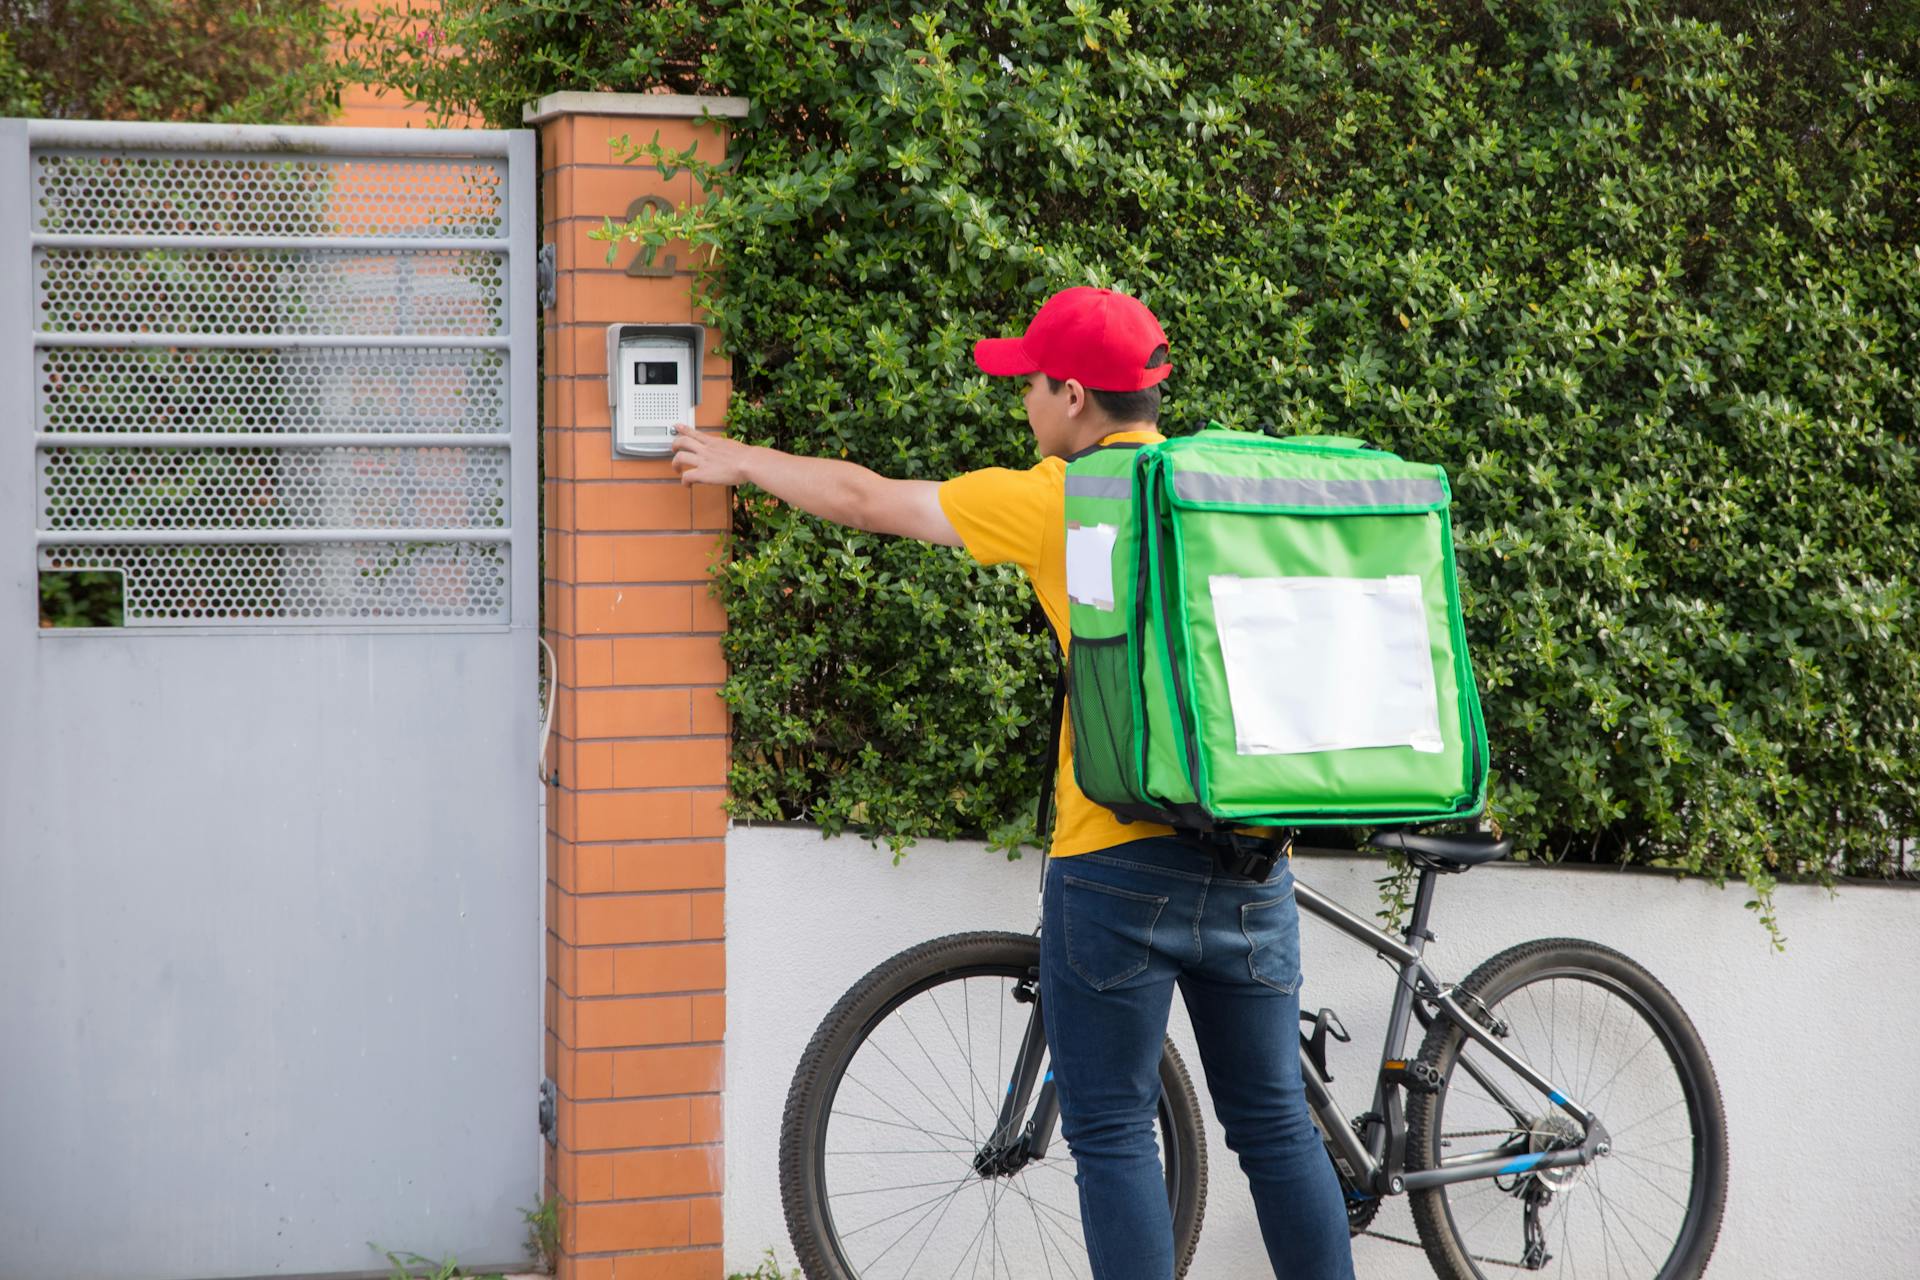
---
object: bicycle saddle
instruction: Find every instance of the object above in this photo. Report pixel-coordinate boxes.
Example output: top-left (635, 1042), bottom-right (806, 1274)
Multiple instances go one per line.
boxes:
top-left (1368, 829), bottom-right (1512, 872)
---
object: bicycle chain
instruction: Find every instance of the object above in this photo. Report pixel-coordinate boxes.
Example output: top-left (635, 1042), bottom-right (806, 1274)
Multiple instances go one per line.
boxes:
top-left (1362, 1230), bottom-right (1527, 1270)
top-left (1364, 1127), bottom-right (1545, 1268)
top-left (1444, 1127), bottom-right (1536, 1139)
top-left (1362, 1228), bottom-right (1425, 1250)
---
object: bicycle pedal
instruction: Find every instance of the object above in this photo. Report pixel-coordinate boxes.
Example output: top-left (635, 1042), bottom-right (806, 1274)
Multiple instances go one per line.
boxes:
top-left (1381, 1058), bottom-right (1443, 1095)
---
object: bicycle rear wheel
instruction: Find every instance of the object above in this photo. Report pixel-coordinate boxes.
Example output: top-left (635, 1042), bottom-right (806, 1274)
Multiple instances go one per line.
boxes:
top-left (779, 931), bottom-right (1208, 1279)
top-left (1406, 938), bottom-right (1728, 1279)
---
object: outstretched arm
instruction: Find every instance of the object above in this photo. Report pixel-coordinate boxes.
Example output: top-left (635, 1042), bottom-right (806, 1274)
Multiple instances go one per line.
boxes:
top-left (666, 425), bottom-right (962, 547)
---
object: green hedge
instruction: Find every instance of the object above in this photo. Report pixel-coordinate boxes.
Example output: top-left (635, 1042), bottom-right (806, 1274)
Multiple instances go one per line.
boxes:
top-left (356, 0), bottom-right (1920, 926)
top-left (2, 0), bottom-right (339, 124)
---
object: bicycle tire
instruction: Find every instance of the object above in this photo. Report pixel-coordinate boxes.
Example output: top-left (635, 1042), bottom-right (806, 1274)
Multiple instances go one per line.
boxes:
top-left (1406, 938), bottom-right (1728, 1279)
top-left (779, 930), bottom-right (1209, 1279)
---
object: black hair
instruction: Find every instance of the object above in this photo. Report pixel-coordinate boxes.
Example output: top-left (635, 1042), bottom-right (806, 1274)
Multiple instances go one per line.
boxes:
top-left (1046, 344), bottom-right (1169, 424)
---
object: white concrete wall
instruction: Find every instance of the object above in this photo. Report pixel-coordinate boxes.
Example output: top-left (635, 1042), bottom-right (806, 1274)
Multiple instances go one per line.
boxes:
top-left (725, 824), bottom-right (1920, 1279)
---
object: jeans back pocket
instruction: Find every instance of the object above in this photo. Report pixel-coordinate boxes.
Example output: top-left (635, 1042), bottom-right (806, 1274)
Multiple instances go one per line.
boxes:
top-left (1240, 888), bottom-right (1302, 994)
top-left (1062, 875), bottom-right (1168, 991)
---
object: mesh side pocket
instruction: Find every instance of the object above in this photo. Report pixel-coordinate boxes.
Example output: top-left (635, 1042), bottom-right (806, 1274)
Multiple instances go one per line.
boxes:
top-left (1068, 633), bottom-right (1142, 806)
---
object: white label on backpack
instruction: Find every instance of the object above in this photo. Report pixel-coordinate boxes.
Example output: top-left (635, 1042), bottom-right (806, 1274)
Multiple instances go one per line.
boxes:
top-left (1066, 523), bottom-right (1119, 610)
top-left (1209, 574), bottom-right (1445, 756)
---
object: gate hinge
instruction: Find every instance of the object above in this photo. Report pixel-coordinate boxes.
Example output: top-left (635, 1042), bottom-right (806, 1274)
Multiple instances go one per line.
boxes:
top-left (538, 1077), bottom-right (558, 1146)
top-left (537, 243), bottom-right (557, 311)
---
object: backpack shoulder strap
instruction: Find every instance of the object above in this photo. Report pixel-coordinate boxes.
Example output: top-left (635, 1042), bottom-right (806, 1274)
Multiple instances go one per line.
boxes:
top-left (1064, 438), bottom-right (1147, 464)
top-left (1034, 629), bottom-right (1067, 850)
top-left (1038, 437), bottom-right (1158, 865)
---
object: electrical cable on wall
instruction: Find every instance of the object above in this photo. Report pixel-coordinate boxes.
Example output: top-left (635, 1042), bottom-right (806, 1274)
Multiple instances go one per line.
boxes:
top-left (537, 635), bottom-right (557, 781)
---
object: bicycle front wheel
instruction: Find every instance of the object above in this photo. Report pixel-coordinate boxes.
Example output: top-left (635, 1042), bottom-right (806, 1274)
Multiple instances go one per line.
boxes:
top-left (779, 930), bottom-right (1208, 1279)
top-left (1407, 938), bottom-right (1728, 1279)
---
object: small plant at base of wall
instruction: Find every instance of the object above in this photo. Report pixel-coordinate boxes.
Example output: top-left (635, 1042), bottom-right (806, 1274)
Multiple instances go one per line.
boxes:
top-left (367, 1195), bottom-right (559, 1279)
top-left (520, 1194), bottom-right (559, 1274)
top-left (729, 1249), bottom-right (800, 1280)
top-left (366, 1245), bottom-right (499, 1280)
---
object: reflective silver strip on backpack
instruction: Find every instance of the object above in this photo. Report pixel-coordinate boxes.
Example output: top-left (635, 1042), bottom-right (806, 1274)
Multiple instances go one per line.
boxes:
top-left (1171, 472), bottom-right (1445, 508)
top-left (1064, 475), bottom-right (1134, 499)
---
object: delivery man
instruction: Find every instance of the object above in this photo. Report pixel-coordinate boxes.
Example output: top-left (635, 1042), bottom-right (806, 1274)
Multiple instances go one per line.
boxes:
top-left (668, 286), bottom-right (1355, 1279)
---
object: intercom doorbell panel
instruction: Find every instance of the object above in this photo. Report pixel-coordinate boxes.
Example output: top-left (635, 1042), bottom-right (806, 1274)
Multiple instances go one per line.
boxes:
top-left (605, 323), bottom-right (706, 458)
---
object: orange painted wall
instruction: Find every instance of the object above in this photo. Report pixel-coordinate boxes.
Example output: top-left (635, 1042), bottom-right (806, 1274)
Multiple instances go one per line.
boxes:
top-left (332, 0), bottom-right (481, 130)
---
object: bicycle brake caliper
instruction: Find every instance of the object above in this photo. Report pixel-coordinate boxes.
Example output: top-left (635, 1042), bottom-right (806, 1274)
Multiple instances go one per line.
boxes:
top-left (1452, 986), bottom-right (1510, 1038)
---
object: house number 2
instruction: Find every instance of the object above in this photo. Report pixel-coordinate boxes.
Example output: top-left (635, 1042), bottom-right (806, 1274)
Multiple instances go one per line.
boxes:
top-left (623, 196), bottom-right (678, 278)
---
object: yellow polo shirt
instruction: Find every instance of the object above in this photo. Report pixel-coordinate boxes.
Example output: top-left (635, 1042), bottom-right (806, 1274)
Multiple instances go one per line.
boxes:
top-left (938, 429), bottom-right (1177, 858)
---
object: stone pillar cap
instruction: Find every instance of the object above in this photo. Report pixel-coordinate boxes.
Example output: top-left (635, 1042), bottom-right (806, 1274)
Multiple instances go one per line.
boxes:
top-left (523, 92), bottom-right (750, 125)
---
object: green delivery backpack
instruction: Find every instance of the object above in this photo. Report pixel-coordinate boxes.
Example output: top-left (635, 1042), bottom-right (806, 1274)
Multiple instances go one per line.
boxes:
top-left (1058, 426), bottom-right (1487, 832)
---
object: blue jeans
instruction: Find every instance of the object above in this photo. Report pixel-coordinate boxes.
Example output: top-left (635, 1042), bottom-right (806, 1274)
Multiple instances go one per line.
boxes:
top-left (1040, 836), bottom-right (1356, 1280)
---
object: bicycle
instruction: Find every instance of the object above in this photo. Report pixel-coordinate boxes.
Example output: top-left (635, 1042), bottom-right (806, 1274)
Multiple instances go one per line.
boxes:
top-left (778, 828), bottom-right (1729, 1279)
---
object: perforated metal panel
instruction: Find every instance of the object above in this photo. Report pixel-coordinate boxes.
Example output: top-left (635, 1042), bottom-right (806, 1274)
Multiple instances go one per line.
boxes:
top-left (41, 540), bottom-right (509, 622)
top-left (28, 128), bottom-right (520, 628)
top-left (38, 446), bottom-right (509, 530)
top-left (37, 247), bottom-right (508, 336)
top-left (38, 346), bottom-right (508, 434)
top-left (33, 150), bottom-right (505, 237)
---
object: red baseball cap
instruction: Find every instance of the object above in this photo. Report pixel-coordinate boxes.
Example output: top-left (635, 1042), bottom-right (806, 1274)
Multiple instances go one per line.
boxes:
top-left (973, 286), bottom-right (1171, 392)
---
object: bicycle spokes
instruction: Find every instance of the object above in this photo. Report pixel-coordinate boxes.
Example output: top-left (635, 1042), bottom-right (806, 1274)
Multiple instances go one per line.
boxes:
top-left (1426, 971), bottom-right (1705, 1275)
top-left (819, 971), bottom-right (1091, 1278)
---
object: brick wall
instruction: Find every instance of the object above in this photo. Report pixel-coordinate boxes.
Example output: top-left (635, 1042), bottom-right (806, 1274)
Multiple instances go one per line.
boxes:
top-left (529, 92), bottom-right (747, 1280)
top-left (331, 0), bottom-right (479, 130)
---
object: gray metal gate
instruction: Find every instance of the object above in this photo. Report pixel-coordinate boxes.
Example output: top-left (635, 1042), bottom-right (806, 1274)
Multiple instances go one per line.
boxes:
top-left (0, 119), bottom-right (540, 1279)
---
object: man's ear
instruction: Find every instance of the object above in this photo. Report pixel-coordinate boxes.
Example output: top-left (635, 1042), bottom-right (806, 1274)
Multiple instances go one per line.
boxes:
top-left (1062, 377), bottom-right (1088, 418)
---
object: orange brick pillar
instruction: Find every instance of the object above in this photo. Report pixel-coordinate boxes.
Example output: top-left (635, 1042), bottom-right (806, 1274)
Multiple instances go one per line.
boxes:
top-left (527, 90), bottom-right (748, 1280)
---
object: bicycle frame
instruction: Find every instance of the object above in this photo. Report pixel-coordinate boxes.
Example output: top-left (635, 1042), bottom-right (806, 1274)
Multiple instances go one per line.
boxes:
top-left (1295, 864), bottom-right (1611, 1197)
top-left (989, 861), bottom-right (1612, 1199)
